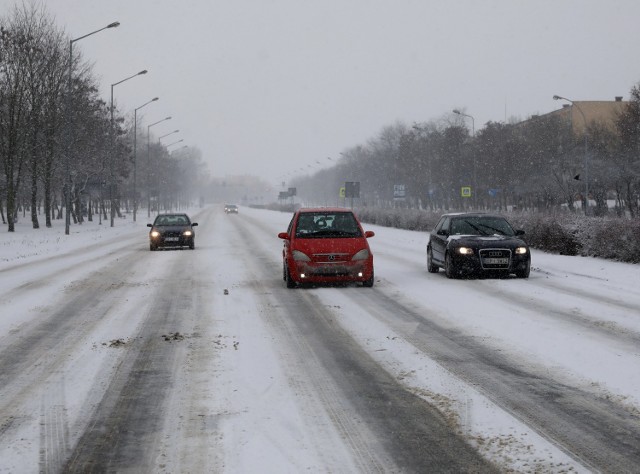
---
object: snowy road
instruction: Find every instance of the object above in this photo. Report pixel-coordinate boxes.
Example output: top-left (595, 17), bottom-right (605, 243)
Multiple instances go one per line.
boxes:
top-left (1, 205), bottom-right (639, 473)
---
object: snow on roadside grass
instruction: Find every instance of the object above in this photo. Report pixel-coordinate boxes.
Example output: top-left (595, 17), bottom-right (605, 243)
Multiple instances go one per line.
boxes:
top-left (0, 217), bottom-right (143, 264)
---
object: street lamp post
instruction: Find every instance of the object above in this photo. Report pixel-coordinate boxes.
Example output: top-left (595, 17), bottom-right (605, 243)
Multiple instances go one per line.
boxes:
top-left (159, 129), bottom-right (180, 141)
top-left (157, 137), bottom-right (184, 213)
top-left (133, 97), bottom-right (159, 222)
top-left (453, 109), bottom-right (477, 208)
top-left (452, 109), bottom-right (475, 136)
top-left (110, 69), bottom-right (148, 227)
top-left (165, 139), bottom-right (184, 148)
top-left (170, 145), bottom-right (188, 153)
top-left (147, 117), bottom-right (172, 217)
top-left (553, 95), bottom-right (589, 215)
top-left (65, 21), bottom-right (119, 235)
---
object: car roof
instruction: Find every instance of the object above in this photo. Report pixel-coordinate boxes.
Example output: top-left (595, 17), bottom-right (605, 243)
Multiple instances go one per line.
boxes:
top-left (297, 207), bottom-right (353, 214)
top-left (441, 212), bottom-right (508, 219)
top-left (157, 213), bottom-right (190, 218)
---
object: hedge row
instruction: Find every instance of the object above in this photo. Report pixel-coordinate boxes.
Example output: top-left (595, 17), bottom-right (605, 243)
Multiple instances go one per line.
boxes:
top-left (354, 208), bottom-right (640, 264)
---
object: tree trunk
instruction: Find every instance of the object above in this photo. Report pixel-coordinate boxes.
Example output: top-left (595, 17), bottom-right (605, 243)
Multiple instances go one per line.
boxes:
top-left (30, 152), bottom-right (40, 229)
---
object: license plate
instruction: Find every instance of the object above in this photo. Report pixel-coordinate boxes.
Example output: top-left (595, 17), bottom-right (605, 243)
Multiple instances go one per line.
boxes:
top-left (483, 257), bottom-right (508, 265)
top-left (165, 237), bottom-right (179, 242)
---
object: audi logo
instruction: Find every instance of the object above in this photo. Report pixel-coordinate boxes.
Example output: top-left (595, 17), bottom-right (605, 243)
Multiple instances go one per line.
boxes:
top-left (488, 251), bottom-right (502, 257)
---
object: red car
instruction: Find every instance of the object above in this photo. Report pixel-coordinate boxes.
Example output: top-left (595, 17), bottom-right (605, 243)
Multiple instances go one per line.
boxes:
top-left (278, 208), bottom-right (375, 288)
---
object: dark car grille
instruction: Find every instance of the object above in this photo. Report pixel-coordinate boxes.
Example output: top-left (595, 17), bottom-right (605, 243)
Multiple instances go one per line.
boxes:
top-left (479, 248), bottom-right (511, 269)
top-left (313, 253), bottom-right (349, 263)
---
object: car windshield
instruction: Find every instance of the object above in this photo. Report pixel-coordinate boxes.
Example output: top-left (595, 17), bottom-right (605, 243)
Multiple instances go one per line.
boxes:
top-left (450, 217), bottom-right (515, 236)
top-left (295, 212), bottom-right (361, 238)
top-left (154, 215), bottom-right (189, 226)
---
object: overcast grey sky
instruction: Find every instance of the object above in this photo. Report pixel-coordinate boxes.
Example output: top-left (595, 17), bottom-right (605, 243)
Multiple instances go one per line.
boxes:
top-left (19, 0), bottom-right (640, 184)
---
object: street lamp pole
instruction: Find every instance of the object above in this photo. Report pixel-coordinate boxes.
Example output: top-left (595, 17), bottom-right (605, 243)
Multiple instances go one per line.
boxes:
top-left (65, 21), bottom-right (119, 235)
top-left (110, 69), bottom-right (148, 227)
top-left (453, 109), bottom-right (475, 136)
top-left (159, 129), bottom-right (180, 141)
top-left (553, 95), bottom-right (589, 215)
top-left (165, 139), bottom-right (184, 148)
top-left (156, 135), bottom-right (182, 214)
top-left (170, 145), bottom-right (189, 154)
top-left (147, 117), bottom-right (172, 217)
top-left (453, 109), bottom-right (477, 208)
top-left (133, 97), bottom-right (158, 222)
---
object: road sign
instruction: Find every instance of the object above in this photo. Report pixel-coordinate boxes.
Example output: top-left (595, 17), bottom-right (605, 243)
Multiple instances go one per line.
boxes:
top-left (339, 187), bottom-right (346, 198)
top-left (345, 181), bottom-right (360, 198)
top-left (461, 186), bottom-right (472, 198)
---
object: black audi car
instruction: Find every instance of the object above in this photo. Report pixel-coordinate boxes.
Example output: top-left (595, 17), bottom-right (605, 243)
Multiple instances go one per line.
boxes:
top-left (147, 213), bottom-right (198, 250)
top-left (427, 212), bottom-right (530, 278)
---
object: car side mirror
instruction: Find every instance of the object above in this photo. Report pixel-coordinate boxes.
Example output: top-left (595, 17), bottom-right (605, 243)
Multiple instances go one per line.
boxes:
top-left (515, 229), bottom-right (525, 236)
top-left (437, 229), bottom-right (448, 236)
top-left (278, 232), bottom-right (290, 240)
top-left (147, 224), bottom-right (152, 228)
top-left (365, 230), bottom-right (375, 238)
top-left (191, 222), bottom-right (198, 226)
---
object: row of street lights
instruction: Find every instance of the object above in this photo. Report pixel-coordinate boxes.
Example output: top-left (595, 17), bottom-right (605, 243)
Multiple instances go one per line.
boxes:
top-left (147, 117), bottom-right (172, 217)
top-left (133, 97), bottom-right (158, 222)
top-left (67, 21), bottom-right (186, 231)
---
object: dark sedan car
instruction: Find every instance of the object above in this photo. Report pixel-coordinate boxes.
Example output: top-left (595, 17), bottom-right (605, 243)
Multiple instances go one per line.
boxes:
top-left (224, 204), bottom-right (238, 214)
top-left (147, 213), bottom-right (198, 250)
top-left (427, 213), bottom-right (530, 278)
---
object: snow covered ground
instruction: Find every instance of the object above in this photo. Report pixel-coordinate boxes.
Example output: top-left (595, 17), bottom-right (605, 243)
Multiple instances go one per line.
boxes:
top-left (0, 206), bottom-right (639, 472)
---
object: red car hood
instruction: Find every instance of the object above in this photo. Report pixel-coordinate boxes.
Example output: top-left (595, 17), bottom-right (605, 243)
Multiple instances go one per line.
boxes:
top-left (292, 237), bottom-right (369, 257)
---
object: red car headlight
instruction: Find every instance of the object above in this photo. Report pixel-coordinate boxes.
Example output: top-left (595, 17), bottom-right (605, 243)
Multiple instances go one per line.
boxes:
top-left (292, 250), bottom-right (311, 261)
top-left (352, 249), bottom-right (370, 261)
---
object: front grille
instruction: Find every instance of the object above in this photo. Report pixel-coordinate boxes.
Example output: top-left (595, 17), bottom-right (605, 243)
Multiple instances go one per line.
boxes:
top-left (479, 248), bottom-right (511, 269)
top-left (312, 253), bottom-right (349, 263)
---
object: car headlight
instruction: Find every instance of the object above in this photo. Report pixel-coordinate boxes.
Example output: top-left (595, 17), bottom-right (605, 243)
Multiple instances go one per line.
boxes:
top-left (515, 246), bottom-right (528, 255)
top-left (150, 231), bottom-right (160, 238)
top-left (456, 246), bottom-right (474, 255)
top-left (292, 250), bottom-right (311, 261)
top-left (183, 230), bottom-right (192, 236)
top-left (352, 249), bottom-right (370, 260)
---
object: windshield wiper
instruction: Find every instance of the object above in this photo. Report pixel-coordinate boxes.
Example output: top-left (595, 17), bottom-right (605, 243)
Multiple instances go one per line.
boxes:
top-left (477, 223), bottom-right (510, 235)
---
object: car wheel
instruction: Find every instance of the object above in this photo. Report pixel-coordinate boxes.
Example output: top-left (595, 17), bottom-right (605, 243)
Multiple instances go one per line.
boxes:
top-left (363, 270), bottom-right (374, 288)
top-left (189, 240), bottom-right (195, 250)
top-left (150, 243), bottom-right (157, 251)
top-left (444, 252), bottom-right (457, 279)
top-left (285, 265), bottom-right (296, 288)
top-left (515, 261), bottom-right (531, 278)
top-left (427, 247), bottom-right (439, 273)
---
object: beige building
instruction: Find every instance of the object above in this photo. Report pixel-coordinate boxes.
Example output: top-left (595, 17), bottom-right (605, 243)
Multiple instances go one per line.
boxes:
top-left (549, 97), bottom-right (628, 135)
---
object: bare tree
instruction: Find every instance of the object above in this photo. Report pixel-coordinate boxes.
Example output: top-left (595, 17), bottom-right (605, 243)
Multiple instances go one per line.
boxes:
top-left (614, 82), bottom-right (640, 217)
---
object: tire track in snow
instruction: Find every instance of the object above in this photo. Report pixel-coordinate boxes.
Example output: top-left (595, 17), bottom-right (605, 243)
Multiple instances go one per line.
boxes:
top-left (226, 211), bottom-right (499, 473)
top-left (344, 287), bottom-right (640, 473)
